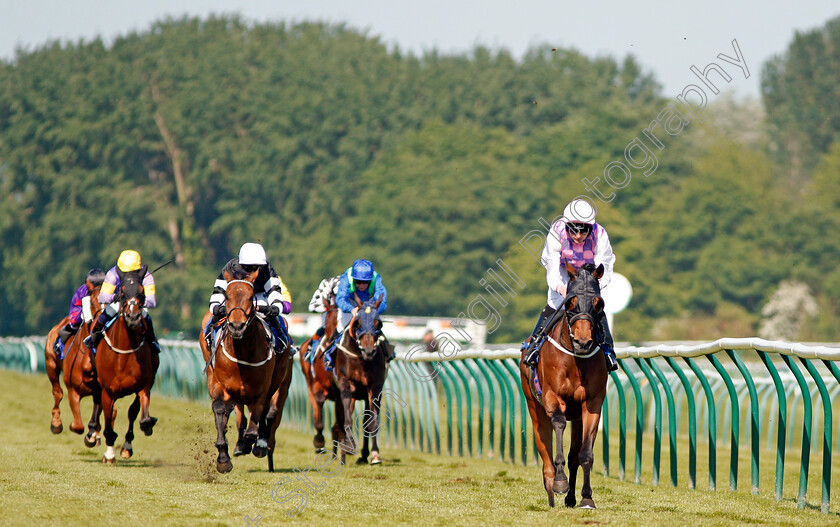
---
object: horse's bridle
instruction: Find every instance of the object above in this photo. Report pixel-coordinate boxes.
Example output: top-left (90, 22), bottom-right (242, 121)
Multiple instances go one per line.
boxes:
top-left (563, 271), bottom-right (603, 353)
top-left (349, 305), bottom-right (384, 358)
top-left (224, 279), bottom-right (257, 329)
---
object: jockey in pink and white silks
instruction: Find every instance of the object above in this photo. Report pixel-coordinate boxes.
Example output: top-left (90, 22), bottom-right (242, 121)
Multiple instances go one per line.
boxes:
top-left (522, 199), bottom-right (619, 371)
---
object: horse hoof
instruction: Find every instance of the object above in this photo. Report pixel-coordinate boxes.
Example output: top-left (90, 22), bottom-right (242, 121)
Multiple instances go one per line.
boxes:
top-left (83, 433), bottom-right (98, 448)
top-left (553, 479), bottom-right (570, 494)
top-left (50, 423), bottom-right (63, 434)
top-left (69, 424), bottom-right (84, 435)
top-left (356, 457), bottom-right (368, 465)
top-left (216, 460), bottom-right (233, 473)
top-left (313, 436), bottom-right (326, 450)
top-left (103, 457), bottom-right (115, 465)
top-left (578, 499), bottom-right (596, 509)
top-left (139, 417), bottom-right (158, 436)
top-left (369, 452), bottom-right (382, 465)
top-left (252, 440), bottom-right (268, 458)
top-left (233, 443), bottom-right (249, 456)
top-left (565, 495), bottom-right (577, 508)
top-left (121, 447), bottom-right (133, 459)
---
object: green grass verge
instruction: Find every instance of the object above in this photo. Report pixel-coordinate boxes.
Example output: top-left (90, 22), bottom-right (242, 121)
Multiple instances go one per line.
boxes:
top-left (1, 368), bottom-right (838, 526)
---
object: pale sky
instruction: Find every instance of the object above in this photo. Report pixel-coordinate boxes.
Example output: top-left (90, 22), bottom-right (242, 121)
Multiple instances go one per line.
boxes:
top-left (1, 1), bottom-right (838, 100)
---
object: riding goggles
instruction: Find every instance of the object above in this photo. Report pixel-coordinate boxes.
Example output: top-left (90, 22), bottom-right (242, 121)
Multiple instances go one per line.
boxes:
top-left (566, 222), bottom-right (592, 235)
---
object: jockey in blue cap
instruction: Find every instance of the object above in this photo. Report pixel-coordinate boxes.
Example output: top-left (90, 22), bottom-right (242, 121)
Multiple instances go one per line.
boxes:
top-left (324, 259), bottom-right (393, 369)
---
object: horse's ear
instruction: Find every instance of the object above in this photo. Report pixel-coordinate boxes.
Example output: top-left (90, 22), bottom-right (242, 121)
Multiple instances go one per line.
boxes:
top-left (322, 297), bottom-right (330, 310)
top-left (354, 293), bottom-right (363, 308)
top-left (223, 270), bottom-right (234, 282)
top-left (594, 264), bottom-right (604, 280)
top-left (374, 295), bottom-right (382, 309)
top-left (565, 261), bottom-right (578, 279)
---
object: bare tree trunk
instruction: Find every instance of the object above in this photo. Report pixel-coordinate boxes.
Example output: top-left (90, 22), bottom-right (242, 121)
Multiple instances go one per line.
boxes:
top-left (149, 80), bottom-right (194, 322)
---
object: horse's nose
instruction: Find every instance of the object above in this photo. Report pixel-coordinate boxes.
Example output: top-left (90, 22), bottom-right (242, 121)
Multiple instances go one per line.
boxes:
top-left (230, 322), bottom-right (246, 335)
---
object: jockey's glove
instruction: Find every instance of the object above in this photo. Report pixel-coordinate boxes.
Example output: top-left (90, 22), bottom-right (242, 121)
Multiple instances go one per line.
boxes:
top-left (212, 304), bottom-right (226, 316)
top-left (257, 304), bottom-right (280, 317)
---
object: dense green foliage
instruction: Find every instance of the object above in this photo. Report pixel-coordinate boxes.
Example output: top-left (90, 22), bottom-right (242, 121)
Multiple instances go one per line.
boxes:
top-left (1, 15), bottom-right (838, 342)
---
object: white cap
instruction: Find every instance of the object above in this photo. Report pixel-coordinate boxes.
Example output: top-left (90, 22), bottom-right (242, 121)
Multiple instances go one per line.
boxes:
top-left (238, 243), bottom-right (267, 265)
top-left (563, 199), bottom-right (596, 224)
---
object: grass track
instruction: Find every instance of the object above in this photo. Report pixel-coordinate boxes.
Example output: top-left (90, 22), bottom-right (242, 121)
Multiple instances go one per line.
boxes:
top-left (1, 368), bottom-right (838, 526)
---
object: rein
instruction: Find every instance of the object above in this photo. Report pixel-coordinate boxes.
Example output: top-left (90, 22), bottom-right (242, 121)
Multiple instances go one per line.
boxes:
top-left (102, 332), bottom-right (146, 354)
top-left (212, 279), bottom-right (273, 367)
top-left (219, 335), bottom-right (274, 367)
top-left (104, 296), bottom-right (146, 354)
top-left (544, 332), bottom-right (600, 359)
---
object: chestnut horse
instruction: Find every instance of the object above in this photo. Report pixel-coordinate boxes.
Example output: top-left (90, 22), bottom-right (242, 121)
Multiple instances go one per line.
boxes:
top-left (200, 269), bottom-right (293, 473)
top-left (93, 272), bottom-right (159, 463)
top-left (45, 284), bottom-right (104, 445)
top-left (332, 296), bottom-right (388, 465)
top-left (520, 262), bottom-right (609, 509)
top-left (63, 285), bottom-right (105, 447)
top-left (299, 290), bottom-right (342, 453)
top-left (45, 316), bottom-right (71, 434)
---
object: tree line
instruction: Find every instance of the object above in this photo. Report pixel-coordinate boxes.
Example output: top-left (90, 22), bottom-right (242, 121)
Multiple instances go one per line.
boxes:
top-left (1, 15), bottom-right (838, 343)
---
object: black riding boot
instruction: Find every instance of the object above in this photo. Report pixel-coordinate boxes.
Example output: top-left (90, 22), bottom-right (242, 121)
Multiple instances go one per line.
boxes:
top-left (596, 311), bottom-right (618, 372)
top-left (382, 334), bottom-right (396, 362)
top-left (84, 313), bottom-right (108, 351)
top-left (143, 313), bottom-right (161, 354)
top-left (54, 322), bottom-right (78, 354)
top-left (204, 308), bottom-right (226, 349)
top-left (522, 305), bottom-right (556, 367)
top-left (267, 316), bottom-right (292, 353)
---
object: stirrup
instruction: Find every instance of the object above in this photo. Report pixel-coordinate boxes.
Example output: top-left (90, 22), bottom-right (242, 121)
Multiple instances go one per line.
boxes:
top-left (601, 346), bottom-right (618, 372)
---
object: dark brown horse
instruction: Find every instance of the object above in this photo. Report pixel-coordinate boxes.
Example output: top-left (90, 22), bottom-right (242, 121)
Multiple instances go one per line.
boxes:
top-left (520, 262), bottom-right (609, 509)
top-left (62, 284), bottom-right (104, 447)
top-left (332, 296), bottom-right (389, 465)
top-left (93, 273), bottom-right (159, 463)
top-left (45, 284), bottom-right (104, 446)
top-left (200, 269), bottom-right (293, 473)
top-left (299, 290), bottom-right (342, 453)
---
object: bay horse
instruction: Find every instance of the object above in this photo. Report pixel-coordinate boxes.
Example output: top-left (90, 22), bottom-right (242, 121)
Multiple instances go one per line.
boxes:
top-left (299, 289), bottom-right (343, 453)
top-left (332, 296), bottom-right (388, 465)
top-left (45, 284), bottom-right (104, 445)
top-left (199, 268), bottom-right (293, 473)
top-left (520, 262), bottom-right (609, 509)
top-left (93, 272), bottom-right (159, 463)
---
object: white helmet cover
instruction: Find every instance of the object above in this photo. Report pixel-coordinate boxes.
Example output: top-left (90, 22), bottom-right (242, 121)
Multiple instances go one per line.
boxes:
top-left (563, 199), bottom-right (596, 224)
top-left (238, 243), bottom-right (267, 265)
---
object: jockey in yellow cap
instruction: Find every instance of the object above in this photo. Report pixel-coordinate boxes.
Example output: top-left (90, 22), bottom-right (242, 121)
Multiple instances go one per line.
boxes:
top-left (84, 250), bottom-right (161, 355)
